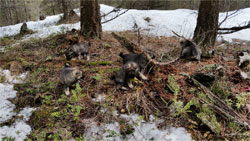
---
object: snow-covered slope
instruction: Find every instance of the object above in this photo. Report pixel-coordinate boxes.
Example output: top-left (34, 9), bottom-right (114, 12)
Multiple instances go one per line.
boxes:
top-left (0, 4), bottom-right (249, 42)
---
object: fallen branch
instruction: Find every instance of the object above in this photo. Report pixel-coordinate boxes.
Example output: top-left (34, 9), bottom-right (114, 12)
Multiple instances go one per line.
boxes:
top-left (172, 30), bottom-right (185, 38)
top-left (111, 32), bottom-right (179, 66)
top-left (101, 8), bottom-right (129, 24)
top-left (183, 74), bottom-right (250, 129)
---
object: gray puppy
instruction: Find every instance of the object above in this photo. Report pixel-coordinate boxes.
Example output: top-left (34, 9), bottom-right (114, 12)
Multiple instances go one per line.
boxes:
top-left (60, 64), bottom-right (83, 95)
top-left (65, 42), bottom-right (91, 61)
top-left (180, 39), bottom-right (201, 61)
top-left (119, 52), bottom-right (149, 73)
top-left (112, 61), bottom-right (148, 90)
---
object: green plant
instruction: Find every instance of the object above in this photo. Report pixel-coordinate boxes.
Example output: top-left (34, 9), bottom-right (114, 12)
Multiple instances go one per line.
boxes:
top-left (236, 92), bottom-right (249, 109)
top-left (67, 104), bottom-right (82, 121)
top-left (42, 95), bottom-right (53, 105)
top-left (70, 83), bottom-right (86, 102)
top-left (89, 61), bottom-right (112, 66)
top-left (92, 74), bottom-right (102, 81)
top-left (51, 111), bottom-right (62, 120)
top-left (104, 43), bottom-right (111, 48)
top-left (105, 129), bottom-right (119, 138)
top-left (2, 136), bottom-right (16, 141)
top-left (168, 74), bottom-right (196, 117)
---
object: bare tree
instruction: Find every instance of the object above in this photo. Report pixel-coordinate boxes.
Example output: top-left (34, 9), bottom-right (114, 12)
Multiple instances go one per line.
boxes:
top-left (193, 0), bottom-right (219, 48)
top-left (62, 0), bottom-right (69, 21)
top-left (80, 0), bottom-right (102, 39)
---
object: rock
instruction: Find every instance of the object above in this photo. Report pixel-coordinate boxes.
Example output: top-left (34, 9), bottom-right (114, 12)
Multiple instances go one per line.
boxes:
top-left (246, 104), bottom-right (250, 113)
top-left (39, 15), bottom-right (46, 20)
top-left (20, 23), bottom-right (28, 34)
top-left (20, 23), bottom-right (33, 35)
top-left (121, 109), bottom-right (126, 113)
top-left (240, 71), bottom-right (249, 79)
top-left (237, 51), bottom-right (250, 71)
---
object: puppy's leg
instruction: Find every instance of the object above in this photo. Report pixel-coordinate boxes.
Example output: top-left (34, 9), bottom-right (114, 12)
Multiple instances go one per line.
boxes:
top-left (117, 84), bottom-right (128, 91)
top-left (121, 86), bottom-right (128, 91)
top-left (65, 87), bottom-right (70, 95)
top-left (128, 81), bottom-right (134, 89)
top-left (78, 54), bottom-right (82, 59)
top-left (86, 54), bottom-right (90, 61)
top-left (139, 72), bottom-right (148, 80)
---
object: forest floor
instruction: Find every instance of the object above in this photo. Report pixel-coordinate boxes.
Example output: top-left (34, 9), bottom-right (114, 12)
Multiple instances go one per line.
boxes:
top-left (0, 30), bottom-right (249, 140)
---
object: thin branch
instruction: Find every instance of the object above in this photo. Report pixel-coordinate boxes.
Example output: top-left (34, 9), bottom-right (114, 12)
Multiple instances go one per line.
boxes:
top-left (111, 32), bottom-right (179, 66)
top-left (172, 30), bottom-right (185, 39)
top-left (101, 9), bottom-right (129, 24)
top-left (218, 22), bottom-right (250, 34)
top-left (100, 1), bottom-right (126, 17)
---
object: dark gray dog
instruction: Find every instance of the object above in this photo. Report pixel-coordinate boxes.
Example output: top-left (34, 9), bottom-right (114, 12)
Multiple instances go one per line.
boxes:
top-left (65, 42), bottom-right (91, 61)
top-left (112, 61), bottom-right (148, 90)
top-left (180, 39), bottom-right (201, 61)
top-left (119, 52), bottom-right (149, 73)
top-left (60, 64), bottom-right (83, 95)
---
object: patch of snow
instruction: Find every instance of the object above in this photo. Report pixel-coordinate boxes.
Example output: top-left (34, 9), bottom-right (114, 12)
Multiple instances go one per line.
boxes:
top-left (0, 83), bottom-right (16, 123)
top-left (0, 121), bottom-right (32, 141)
top-left (0, 5), bottom-right (249, 42)
top-left (18, 107), bottom-right (35, 121)
top-left (0, 68), bottom-right (28, 84)
top-left (239, 52), bottom-right (250, 67)
top-left (83, 113), bottom-right (192, 141)
top-left (0, 69), bottom-right (35, 140)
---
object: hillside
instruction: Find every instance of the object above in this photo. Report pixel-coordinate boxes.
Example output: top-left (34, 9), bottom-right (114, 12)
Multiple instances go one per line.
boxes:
top-left (0, 4), bottom-right (249, 141)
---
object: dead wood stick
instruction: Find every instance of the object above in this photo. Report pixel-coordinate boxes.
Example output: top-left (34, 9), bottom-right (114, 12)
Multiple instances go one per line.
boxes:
top-left (172, 30), bottom-right (185, 39)
top-left (111, 32), bottom-right (179, 66)
top-left (184, 74), bottom-right (250, 129)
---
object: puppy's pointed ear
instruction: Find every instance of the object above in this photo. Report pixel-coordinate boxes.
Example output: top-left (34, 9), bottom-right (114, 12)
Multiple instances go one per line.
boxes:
top-left (186, 40), bottom-right (193, 46)
top-left (119, 52), bottom-right (124, 58)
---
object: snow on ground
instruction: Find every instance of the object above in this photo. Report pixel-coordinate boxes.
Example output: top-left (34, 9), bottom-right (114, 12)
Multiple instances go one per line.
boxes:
top-left (0, 4), bottom-right (249, 140)
top-left (0, 69), bottom-right (35, 140)
top-left (0, 4), bottom-right (249, 42)
top-left (83, 113), bottom-right (192, 141)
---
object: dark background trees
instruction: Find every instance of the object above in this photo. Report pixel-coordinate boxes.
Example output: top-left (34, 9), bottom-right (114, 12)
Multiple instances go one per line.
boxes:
top-left (1, 0), bottom-right (250, 27)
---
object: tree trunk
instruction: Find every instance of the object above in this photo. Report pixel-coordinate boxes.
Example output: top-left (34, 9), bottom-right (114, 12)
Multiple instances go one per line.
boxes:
top-left (13, 0), bottom-right (20, 24)
top-left (51, 1), bottom-right (56, 15)
top-left (62, 0), bottom-right (69, 20)
top-left (80, 0), bottom-right (102, 39)
top-left (7, 0), bottom-right (13, 25)
top-left (24, 0), bottom-right (28, 22)
top-left (193, 0), bottom-right (219, 48)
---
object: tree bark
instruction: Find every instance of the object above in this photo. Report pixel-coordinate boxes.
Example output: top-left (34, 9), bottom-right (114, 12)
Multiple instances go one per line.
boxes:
top-left (80, 0), bottom-right (102, 39)
top-left (24, 0), bottom-right (28, 22)
top-left (62, 0), bottom-right (69, 20)
top-left (13, 0), bottom-right (20, 24)
top-left (7, 0), bottom-right (13, 25)
top-left (193, 0), bottom-right (219, 48)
